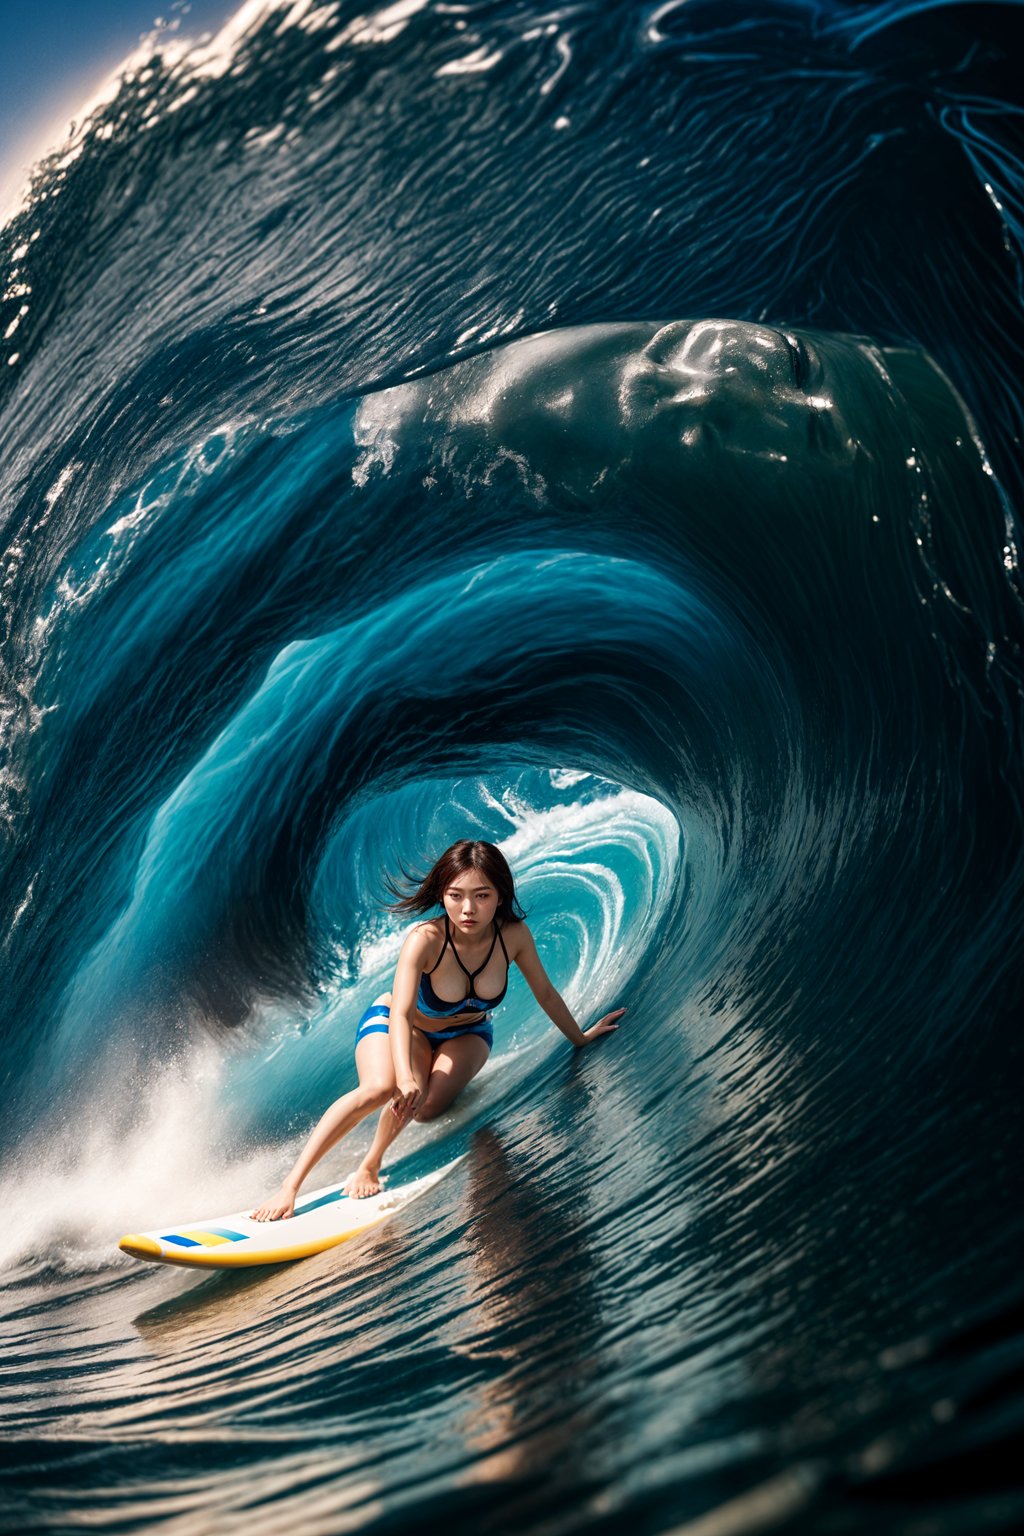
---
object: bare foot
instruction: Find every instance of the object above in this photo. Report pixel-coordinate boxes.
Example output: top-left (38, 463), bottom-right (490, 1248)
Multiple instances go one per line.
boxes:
top-left (250, 1186), bottom-right (297, 1221)
top-left (344, 1165), bottom-right (381, 1199)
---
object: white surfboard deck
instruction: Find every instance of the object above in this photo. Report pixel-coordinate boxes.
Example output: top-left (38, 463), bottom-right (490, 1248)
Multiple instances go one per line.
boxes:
top-left (118, 1157), bottom-right (462, 1269)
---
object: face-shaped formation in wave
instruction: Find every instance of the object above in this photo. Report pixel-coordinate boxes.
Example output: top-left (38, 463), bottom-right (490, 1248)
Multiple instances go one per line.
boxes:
top-left (355, 318), bottom-right (988, 516)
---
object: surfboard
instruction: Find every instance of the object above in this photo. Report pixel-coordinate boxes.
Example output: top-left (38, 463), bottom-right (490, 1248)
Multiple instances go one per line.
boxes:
top-left (118, 1158), bottom-right (462, 1269)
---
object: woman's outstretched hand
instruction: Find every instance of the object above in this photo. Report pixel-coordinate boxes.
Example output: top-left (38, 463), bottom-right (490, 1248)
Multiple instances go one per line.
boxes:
top-left (581, 1006), bottom-right (627, 1043)
top-left (391, 1076), bottom-right (421, 1121)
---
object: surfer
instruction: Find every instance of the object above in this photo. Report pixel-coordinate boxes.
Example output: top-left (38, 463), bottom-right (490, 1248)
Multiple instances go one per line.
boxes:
top-left (251, 839), bottom-right (625, 1219)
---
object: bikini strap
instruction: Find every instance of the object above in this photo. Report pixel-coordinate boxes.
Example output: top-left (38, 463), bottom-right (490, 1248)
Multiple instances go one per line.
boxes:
top-left (474, 923), bottom-right (501, 982)
top-left (445, 915), bottom-right (500, 989)
top-left (424, 913), bottom-right (452, 975)
top-left (426, 914), bottom-right (504, 994)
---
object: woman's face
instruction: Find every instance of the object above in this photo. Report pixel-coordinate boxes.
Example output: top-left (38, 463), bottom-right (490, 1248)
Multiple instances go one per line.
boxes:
top-left (619, 319), bottom-right (865, 467)
top-left (354, 316), bottom-right (955, 551)
top-left (368, 317), bottom-right (895, 496)
top-left (443, 872), bottom-right (499, 936)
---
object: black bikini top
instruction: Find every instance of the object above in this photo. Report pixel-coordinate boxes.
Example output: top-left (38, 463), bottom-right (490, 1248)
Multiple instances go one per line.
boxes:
top-left (417, 913), bottom-right (510, 1016)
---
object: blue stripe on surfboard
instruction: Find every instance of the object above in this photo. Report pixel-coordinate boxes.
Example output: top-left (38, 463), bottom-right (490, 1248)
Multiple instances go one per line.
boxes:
top-left (293, 1188), bottom-right (349, 1217)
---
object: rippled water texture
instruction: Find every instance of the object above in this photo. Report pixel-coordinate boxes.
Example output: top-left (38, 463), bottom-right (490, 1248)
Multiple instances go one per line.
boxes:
top-left (2, 1), bottom-right (1024, 1533)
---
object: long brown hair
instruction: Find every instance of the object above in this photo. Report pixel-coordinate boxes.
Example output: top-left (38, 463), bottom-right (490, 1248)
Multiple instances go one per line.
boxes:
top-left (382, 840), bottom-right (526, 926)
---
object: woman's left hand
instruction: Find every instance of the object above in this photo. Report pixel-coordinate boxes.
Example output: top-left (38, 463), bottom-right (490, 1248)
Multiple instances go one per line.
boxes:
top-left (390, 1075), bottom-right (421, 1121)
top-left (581, 1007), bottom-right (627, 1043)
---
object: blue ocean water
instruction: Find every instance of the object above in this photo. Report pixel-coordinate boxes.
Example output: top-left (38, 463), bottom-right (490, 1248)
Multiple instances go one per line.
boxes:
top-left (1, 1), bottom-right (1023, 1532)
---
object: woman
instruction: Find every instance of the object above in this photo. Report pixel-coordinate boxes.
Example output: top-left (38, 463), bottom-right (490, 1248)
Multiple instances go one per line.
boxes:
top-left (252, 839), bottom-right (626, 1220)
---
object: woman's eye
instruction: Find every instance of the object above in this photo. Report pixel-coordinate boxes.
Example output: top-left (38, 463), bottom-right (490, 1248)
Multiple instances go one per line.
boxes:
top-left (783, 333), bottom-right (807, 387)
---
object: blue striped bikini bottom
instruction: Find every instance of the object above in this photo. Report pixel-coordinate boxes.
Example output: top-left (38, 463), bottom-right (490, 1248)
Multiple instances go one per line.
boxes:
top-left (354, 1002), bottom-right (494, 1052)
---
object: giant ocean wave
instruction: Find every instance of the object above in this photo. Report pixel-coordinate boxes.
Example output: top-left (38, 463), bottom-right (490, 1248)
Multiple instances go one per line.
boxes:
top-left (1, 2), bottom-right (1023, 1533)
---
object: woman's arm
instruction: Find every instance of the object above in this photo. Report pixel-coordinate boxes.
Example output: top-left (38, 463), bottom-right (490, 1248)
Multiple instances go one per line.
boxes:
top-left (388, 927), bottom-right (431, 1110)
top-left (513, 924), bottom-right (626, 1046)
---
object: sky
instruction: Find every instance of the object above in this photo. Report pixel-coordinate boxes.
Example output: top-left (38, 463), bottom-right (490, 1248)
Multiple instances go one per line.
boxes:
top-left (0, 0), bottom-right (237, 222)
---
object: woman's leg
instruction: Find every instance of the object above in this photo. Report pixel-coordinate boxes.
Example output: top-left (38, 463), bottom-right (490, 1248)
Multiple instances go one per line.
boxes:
top-left (416, 1034), bottom-right (491, 1121)
top-left (251, 996), bottom-right (398, 1221)
top-left (345, 1027), bottom-right (434, 1197)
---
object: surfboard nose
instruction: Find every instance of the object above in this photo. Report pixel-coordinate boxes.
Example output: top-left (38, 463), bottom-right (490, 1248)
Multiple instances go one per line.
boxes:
top-left (119, 1234), bottom-right (162, 1261)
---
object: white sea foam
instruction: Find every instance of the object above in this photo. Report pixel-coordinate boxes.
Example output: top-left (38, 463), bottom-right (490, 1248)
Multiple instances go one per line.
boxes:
top-left (0, 1041), bottom-right (254, 1273)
